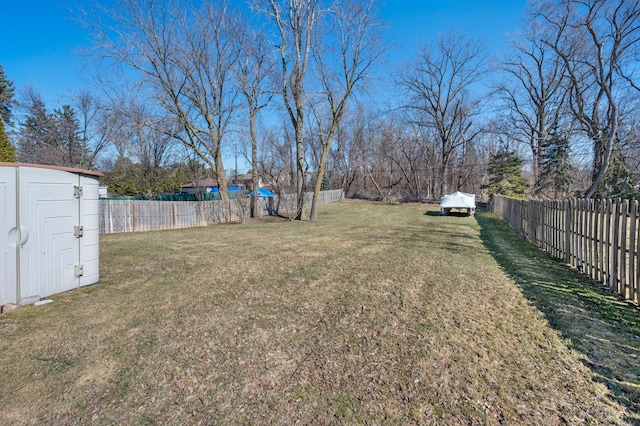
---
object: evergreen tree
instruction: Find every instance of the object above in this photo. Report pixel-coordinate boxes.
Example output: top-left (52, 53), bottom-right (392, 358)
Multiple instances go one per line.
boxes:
top-left (53, 105), bottom-right (90, 168)
top-left (310, 173), bottom-right (332, 191)
top-left (17, 97), bottom-right (90, 168)
top-left (0, 119), bottom-right (16, 162)
top-left (101, 158), bottom-right (199, 198)
top-left (0, 64), bottom-right (15, 162)
top-left (0, 64), bottom-right (14, 125)
top-left (597, 147), bottom-right (638, 200)
top-left (483, 148), bottom-right (528, 199)
top-left (101, 156), bottom-right (141, 196)
top-left (536, 131), bottom-right (574, 198)
top-left (17, 97), bottom-right (56, 164)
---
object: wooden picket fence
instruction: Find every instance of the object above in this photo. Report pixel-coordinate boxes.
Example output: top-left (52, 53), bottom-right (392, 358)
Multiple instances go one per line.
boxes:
top-left (492, 195), bottom-right (640, 305)
top-left (99, 189), bottom-right (344, 235)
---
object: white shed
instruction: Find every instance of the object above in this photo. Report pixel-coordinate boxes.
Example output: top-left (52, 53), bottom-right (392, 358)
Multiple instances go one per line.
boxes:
top-left (0, 163), bottom-right (102, 306)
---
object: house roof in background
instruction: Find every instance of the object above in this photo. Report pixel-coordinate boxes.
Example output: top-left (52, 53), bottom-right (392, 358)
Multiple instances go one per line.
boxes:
top-left (180, 178), bottom-right (218, 188)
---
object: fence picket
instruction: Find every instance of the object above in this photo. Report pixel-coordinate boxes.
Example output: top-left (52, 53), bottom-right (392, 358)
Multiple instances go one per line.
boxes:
top-left (595, 199), bottom-right (602, 282)
top-left (631, 200), bottom-right (638, 304)
top-left (99, 190), bottom-right (344, 235)
top-left (493, 194), bottom-right (639, 306)
top-left (621, 200), bottom-right (628, 298)
top-left (589, 199), bottom-right (595, 278)
top-left (635, 200), bottom-right (640, 305)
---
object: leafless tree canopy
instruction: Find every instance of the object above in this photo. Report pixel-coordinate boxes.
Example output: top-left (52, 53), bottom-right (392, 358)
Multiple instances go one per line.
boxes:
top-left (80, 0), bottom-right (241, 200)
top-left (234, 26), bottom-right (275, 217)
top-left (398, 32), bottom-right (489, 198)
top-left (499, 22), bottom-right (567, 189)
top-left (533, 0), bottom-right (640, 198)
top-left (307, 0), bottom-right (386, 219)
top-left (9, 0), bottom-right (640, 207)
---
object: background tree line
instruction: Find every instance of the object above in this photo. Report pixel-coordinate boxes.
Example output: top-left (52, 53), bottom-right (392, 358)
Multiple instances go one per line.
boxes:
top-left (2, 0), bottom-right (640, 219)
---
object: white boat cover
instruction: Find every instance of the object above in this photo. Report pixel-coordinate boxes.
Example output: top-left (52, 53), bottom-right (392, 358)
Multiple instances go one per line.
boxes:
top-left (440, 191), bottom-right (476, 209)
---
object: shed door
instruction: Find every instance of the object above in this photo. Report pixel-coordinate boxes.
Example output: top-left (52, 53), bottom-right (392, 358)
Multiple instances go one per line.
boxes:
top-left (18, 167), bottom-right (81, 303)
top-left (79, 174), bottom-right (100, 286)
top-left (0, 167), bottom-right (18, 305)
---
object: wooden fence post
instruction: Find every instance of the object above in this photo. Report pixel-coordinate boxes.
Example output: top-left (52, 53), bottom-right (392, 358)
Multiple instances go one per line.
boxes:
top-left (490, 194), bottom-right (638, 306)
top-left (631, 200), bottom-right (638, 304)
top-left (596, 199), bottom-right (603, 283)
top-left (635, 200), bottom-right (640, 304)
top-left (565, 199), bottom-right (572, 265)
top-left (587, 199), bottom-right (593, 278)
top-left (611, 199), bottom-right (620, 291)
top-left (577, 199), bottom-right (584, 271)
top-left (620, 199), bottom-right (628, 298)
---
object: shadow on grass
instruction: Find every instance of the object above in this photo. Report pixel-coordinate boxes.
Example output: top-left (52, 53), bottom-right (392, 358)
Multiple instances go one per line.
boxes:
top-left (476, 211), bottom-right (640, 425)
top-left (423, 210), bottom-right (475, 218)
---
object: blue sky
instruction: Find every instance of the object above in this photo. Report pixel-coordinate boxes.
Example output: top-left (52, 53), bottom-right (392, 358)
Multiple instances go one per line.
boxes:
top-left (1, 0), bottom-right (528, 107)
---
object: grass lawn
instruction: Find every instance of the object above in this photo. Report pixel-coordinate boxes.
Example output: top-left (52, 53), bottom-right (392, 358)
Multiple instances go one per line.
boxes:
top-left (0, 201), bottom-right (638, 424)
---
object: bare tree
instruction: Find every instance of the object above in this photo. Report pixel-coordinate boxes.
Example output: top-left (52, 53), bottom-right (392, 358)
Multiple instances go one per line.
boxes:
top-left (499, 22), bottom-right (567, 191)
top-left (367, 118), bottom-right (407, 200)
top-left (258, 127), bottom-right (299, 216)
top-left (398, 32), bottom-right (489, 198)
top-left (330, 105), bottom-right (372, 196)
top-left (126, 103), bottom-right (177, 198)
top-left (72, 90), bottom-right (118, 169)
top-left (80, 0), bottom-right (239, 200)
top-left (255, 0), bottom-right (321, 219)
top-left (307, 0), bottom-right (386, 220)
top-left (234, 24), bottom-right (274, 218)
top-left (534, 0), bottom-right (640, 198)
top-left (386, 128), bottom-right (427, 201)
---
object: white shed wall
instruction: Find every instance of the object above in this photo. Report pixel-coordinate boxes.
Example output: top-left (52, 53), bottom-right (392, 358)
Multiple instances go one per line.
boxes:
top-left (79, 174), bottom-right (100, 286)
top-left (0, 164), bottom-right (101, 306)
top-left (0, 167), bottom-right (18, 305)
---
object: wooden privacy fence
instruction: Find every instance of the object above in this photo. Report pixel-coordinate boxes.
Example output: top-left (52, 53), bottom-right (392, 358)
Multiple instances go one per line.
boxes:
top-left (99, 189), bottom-right (344, 235)
top-left (492, 195), bottom-right (640, 305)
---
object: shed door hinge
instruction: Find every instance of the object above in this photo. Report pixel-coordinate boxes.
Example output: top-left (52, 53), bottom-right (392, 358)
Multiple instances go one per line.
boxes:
top-left (74, 225), bottom-right (84, 237)
top-left (74, 185), bottom-right (83, 198)
top-left (74, 265), bottom-right (84, 277)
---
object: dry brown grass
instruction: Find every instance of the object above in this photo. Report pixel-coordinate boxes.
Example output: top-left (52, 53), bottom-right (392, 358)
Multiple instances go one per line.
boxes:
top-left (0, 202), bottom-right (636, 424)
top-left (478, 210), bottom-right (640, 425)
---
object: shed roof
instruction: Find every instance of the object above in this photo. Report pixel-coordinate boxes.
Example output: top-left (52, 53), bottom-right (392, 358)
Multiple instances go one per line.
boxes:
top-left (0, 162), bottom-right (104, 178)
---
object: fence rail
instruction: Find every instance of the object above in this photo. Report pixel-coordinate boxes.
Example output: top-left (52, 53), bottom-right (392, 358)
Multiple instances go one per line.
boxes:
top-left (99, 189), bottom-right (344, 235)
top-left (492, 195), bottom-right (639, 305)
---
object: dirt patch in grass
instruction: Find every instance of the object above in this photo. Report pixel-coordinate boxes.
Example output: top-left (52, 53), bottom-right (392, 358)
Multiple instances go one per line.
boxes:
top-left (0, 202), bottom-right (634, 424)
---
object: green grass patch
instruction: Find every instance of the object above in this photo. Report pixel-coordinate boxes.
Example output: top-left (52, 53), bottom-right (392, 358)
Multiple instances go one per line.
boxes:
top-left (478, 211), bottom-right (640, 425)
top-left (0, 202), bottom-right (636, 424)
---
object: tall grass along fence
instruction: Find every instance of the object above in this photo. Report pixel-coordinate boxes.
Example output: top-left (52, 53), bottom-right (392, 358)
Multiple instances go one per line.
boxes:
top-left (99, 189), bottom-right (344, 235)
top-left (492, 195), bottom-right (639, 305)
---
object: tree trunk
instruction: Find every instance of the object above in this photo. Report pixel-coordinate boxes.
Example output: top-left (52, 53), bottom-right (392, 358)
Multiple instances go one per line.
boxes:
top-left (310, 136), bottom-right (332, 221)
top-left (295, 119), bottom-right (306, 220)
top-left (215, 149), bottom-right (229, 201)
top-left (584, 134), bottom-right (614, 198)
top-left (439, 158), bottom-right (448, 198)
top-left (250, 112), bottom-right (260, 218)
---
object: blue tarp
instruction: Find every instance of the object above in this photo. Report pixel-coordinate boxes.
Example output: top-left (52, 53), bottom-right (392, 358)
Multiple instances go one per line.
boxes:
top-left (249, 188), bottom-right (276, 197)
top-left (210, 186), bottom-right (243, 192)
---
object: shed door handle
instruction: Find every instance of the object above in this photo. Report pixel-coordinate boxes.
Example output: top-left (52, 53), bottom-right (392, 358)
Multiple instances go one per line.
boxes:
top-left (18, 226), bottom-right (29, 246)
